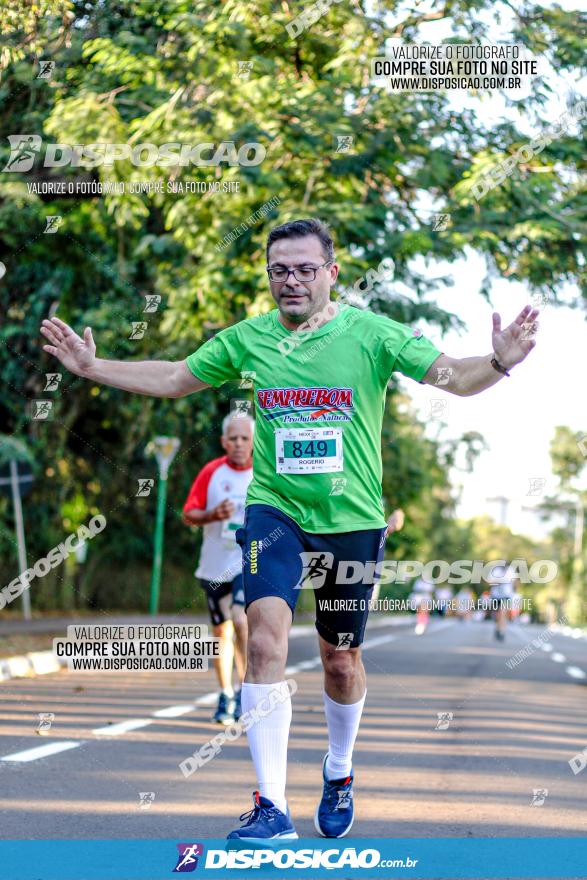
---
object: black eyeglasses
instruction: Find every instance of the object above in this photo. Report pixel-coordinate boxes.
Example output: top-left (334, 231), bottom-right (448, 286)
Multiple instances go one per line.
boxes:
top-left (266, 261), bottom-right (333, 282)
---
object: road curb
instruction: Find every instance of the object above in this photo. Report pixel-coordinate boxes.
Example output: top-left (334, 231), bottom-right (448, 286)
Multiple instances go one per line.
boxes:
top-left (0, 651), bottom-right (64, 682)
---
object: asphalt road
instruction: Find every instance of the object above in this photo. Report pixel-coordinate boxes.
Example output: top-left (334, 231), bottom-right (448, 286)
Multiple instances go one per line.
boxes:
top-left (0, 616), bottom-right (585, 840)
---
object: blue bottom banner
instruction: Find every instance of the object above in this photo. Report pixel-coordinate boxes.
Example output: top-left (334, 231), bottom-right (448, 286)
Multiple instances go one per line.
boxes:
top-left (0, 837), bottom-right (586, 879)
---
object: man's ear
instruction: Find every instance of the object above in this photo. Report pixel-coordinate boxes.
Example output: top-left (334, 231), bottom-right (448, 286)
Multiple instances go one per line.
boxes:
top-left (220, 435), bottom-right (227, 452)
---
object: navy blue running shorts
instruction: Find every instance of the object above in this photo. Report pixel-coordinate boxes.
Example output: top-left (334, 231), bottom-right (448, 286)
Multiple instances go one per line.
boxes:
top-left (235, 503), bottom-right (386, 648)
top-left (199, 574), bottom-right (244, 627)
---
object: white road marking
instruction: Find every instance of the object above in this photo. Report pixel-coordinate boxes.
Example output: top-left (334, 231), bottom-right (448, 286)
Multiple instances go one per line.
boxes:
top-left (292, 659), bottom-right (323, 671)
top-left (500, 628), bottom-right (586, 683)
top-left (1, 741), bottom-right (81, 762)
top-left (0, 617), bottom-right (490, 763)
top-left (92, 719), bottom-right (153, 736)
top-left (361, 633), bottom-right (397, 650)
top-left (285, 632), bottom-right (400, 675)
top-left (425, 620), bottom-right (457, 634)
top-left (287, 617), bottom-right (412, 641)
top-left (193, 692), bottom-right (219, 707)
top-left (566, 666), bottom-right (586, 680)
top-left (152, 705), bottom-right (196, 718)
top-left (0, 692), bottom-right (224, 762)
top-left (2, 625), bottom-right (403, 760)
top-left (0, 617), bottom-right (421, 758)
top-left (285, 658), bottom-right (322, 675)
top-left (288, 625), bottom-right (316, 638)
top-left (366, 616), bottom-right (413, 629)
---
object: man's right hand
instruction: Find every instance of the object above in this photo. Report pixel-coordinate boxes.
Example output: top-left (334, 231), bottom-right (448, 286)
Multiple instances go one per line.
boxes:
top-left (41, 317), bottom-right (96, 377)
top-left (41, 314), bottom-right (209, 398)
top-left (211, 499), bottom-right (236, 521)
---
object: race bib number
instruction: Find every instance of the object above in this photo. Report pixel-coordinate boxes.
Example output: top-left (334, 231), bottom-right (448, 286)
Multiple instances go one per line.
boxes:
top-left (275, 427), bottom-right (343, 474)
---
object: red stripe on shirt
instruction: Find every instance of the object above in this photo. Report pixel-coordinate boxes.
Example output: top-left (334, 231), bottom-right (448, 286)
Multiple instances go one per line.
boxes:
top-left (182, 456), bottom-right (229, 512)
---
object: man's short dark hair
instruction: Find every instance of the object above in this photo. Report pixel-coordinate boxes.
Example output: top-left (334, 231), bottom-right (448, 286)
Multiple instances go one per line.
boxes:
top-left (266, 218), bottom-right (334, 264)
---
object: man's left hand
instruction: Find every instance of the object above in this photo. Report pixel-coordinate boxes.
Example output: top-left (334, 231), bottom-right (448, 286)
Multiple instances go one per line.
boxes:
top-left (492, 305), bottom-right (539, 369)
top-left (385, 508), bottom-right (405, 538)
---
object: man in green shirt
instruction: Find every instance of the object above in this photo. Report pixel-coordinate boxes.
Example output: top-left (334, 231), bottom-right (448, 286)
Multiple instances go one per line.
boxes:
top-left (40, 217), bottom-right (539, 841)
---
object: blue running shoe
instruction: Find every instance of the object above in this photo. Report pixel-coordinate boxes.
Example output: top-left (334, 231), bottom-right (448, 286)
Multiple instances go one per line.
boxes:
top-left (227, 791), bottom-right (298, 840)
top-left (213, 692), bottom-right (235, 725)
top-left (233, 689), bottom-right (242, 722)
top-left (314, 754), bottom-right (354, 838)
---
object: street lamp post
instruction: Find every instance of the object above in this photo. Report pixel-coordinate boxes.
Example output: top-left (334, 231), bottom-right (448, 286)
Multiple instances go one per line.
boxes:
top-left (0, 454), bottom-right (34, 620)
top-left (145, 437), bottom-right (180, 616)
top-left (8, 460), bottom-right (32, 620)
top-left (486, 495), bottom-right (510, 526)
top-left (568, 495), bottom-right (585, 624)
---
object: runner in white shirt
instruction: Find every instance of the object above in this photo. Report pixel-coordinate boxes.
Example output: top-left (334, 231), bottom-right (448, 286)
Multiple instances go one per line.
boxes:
top-left (435, 585), bottom-right (453, 617)
top-left (456, 587), bottom-right (474, 622)
top-left (411, 575), bottom-right (434, 634)
top-left (489, 563), bottom-right (515, 642)
top-left (182, 413), bottom-right (254, 723)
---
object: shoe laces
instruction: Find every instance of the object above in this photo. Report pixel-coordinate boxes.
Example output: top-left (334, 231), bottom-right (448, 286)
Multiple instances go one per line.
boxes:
top-left (239, 792), bottom-right (281, 825)
top-left (324, 776), bottom-right (352, 809)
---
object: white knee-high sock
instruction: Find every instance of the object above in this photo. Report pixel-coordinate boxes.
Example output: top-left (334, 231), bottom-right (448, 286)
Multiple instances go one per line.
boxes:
top-left (240, 681), bottom-right (292, 814)
top-left (323, 689), bottom-right (366, 780)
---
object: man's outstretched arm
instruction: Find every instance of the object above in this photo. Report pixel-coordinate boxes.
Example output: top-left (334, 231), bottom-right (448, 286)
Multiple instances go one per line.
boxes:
top-left (421, 305), bottom-right (539, 397)
top-left (40, 316), bottom-right (209, 398)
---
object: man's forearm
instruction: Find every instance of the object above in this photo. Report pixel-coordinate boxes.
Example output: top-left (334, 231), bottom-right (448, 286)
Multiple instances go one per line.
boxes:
top-left (84, 358), bottom-right (180, 397)
top-left (183, 509), bottom-right (217, 526)
top-left (424, 305), bottom-right (537, 396)
top-left (453, 354), bottom-right (506, 396)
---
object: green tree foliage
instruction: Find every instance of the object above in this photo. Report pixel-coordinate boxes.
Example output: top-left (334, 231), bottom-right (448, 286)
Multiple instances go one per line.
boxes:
top-left (546, 426), bottom-right (587, 622)
top-left (550, 425), bottom-right (587, 487)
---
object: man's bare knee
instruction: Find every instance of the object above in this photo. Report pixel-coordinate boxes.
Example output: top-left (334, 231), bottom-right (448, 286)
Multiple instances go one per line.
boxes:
top-left (322, 646), bottom-right (361, 688)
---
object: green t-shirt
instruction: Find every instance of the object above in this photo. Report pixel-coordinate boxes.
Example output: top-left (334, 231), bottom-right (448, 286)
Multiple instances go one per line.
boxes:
top-left (186, 304), bottom-right (441, 534)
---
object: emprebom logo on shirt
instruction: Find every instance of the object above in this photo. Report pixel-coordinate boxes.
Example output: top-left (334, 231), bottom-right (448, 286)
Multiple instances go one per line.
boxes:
top-left (256, 387), bottom-right (354, 423)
